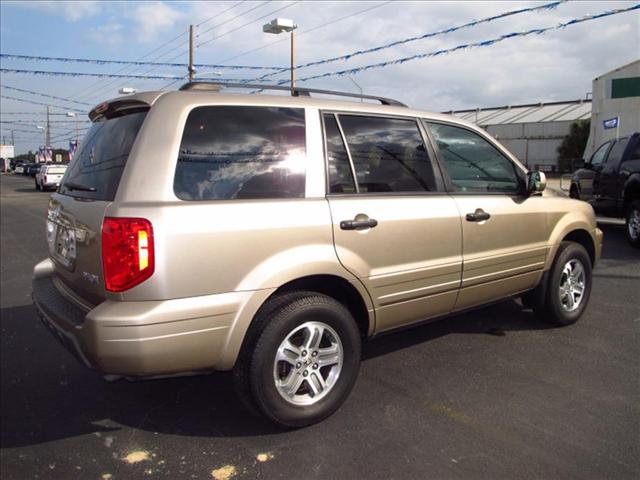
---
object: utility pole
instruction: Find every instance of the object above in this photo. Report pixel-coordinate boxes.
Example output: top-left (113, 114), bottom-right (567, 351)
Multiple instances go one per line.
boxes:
top-left (188, 25), bottom-right (195, 81)
top-left (290, 28), bottom-right (295, 95)
top-left (11, 130), bottom-right (15, 145)
top-left (46, 105), bottom-right (50, 147)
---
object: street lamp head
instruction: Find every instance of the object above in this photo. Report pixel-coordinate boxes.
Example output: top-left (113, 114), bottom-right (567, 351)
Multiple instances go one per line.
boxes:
top-left (263, 18), bottom-right (297, 34)
top-left (66, 112), bottom-right (77, 117)
top-left (118, 87), bottom-right (137, 95)
top-left (36, 126), bottom-right (44, 130)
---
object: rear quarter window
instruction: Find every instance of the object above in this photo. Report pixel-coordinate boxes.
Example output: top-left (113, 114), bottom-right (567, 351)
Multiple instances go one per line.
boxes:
top-left (174, 106), bottom-right (306, 200)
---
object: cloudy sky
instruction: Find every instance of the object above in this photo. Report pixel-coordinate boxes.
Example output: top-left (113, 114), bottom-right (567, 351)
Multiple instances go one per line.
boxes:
top-left (1, 0), bottom-right (638, 154)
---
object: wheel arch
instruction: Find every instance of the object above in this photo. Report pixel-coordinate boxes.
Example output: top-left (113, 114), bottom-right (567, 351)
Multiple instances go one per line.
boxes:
top-left (623, 174), bottom-right (640, 212)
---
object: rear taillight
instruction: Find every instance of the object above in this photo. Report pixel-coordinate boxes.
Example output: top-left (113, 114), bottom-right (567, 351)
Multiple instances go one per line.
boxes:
top-left (102, 217), bottom-right (154, 292)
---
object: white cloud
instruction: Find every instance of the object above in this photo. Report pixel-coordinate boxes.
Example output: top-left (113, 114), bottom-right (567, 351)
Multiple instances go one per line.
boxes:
top-left (87, 21), bottom-right (124, 46)
top-left (129, 1), bottom-right (187, 43)
top-left (19, 0), bottom-right (103, 22)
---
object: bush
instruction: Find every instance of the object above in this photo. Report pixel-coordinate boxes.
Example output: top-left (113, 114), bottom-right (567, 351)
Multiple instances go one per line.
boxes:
top-left (557, 120), bottom-right (590, 172)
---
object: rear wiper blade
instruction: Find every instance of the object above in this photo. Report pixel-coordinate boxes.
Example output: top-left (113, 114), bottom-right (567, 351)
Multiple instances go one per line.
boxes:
top-left (64, 181), bottom-right (97, 192)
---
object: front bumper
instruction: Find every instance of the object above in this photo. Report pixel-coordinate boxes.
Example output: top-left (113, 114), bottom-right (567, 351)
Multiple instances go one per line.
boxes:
top-left (594, 227), bottom-right (604, 263)
top-left (32, 258), bottom-right (256, 377)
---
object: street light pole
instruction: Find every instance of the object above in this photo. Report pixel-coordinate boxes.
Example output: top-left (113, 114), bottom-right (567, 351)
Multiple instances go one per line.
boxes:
top-left (66, 112), bottom-right (78, 141)
top-left (263, 18), bottom-right (298, 96)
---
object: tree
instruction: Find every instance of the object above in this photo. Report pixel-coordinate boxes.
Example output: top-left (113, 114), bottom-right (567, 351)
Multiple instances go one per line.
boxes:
top-left (557, 120), bottom-right (590, 172)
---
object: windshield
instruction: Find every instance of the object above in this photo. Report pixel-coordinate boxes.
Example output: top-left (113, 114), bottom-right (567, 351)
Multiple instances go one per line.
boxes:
top-left (59, 110), bottom-right (147, 200)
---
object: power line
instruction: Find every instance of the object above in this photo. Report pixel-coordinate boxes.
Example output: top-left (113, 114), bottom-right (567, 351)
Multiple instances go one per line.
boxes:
top-left (0, 68), bottom-right (264, 83)
top-left (0, 53), bottom-right (285, 70)
top-left (79, 1), bottom-right (255, 102)
top-left (197, 1), bottom-right (270, 40)
top-left (0, 94), bottom-right (85, 112)
top-left (0, 112), bottom-right (69, 116)
top-left (217, 1), bottom-right (392, 65)
top-left (282, 3), bottom-right (640, 86)
top-left (198, 0), bottom-right (247, 28)
top-left (0, 84), bottom-right (93, 106)
top-left (196, 1), bottom-right (301, 49)
top-left (253, 0), bottom-right (566, 83)
top-left (1, 119), bottom-right (89, 124)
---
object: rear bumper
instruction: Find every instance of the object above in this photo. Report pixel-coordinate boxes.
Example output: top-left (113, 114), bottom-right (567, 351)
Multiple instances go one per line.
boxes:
top-left (32, 258), bottom-right (269, 377)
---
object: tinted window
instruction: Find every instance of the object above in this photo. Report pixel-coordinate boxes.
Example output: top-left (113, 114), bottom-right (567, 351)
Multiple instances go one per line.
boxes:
top-left (631, 141), bottom-right (640, 161)
top-left (175, 106), bottom-right (306, 200)
top-left (606, 138), bottom-right (629, 167)
top-left (339, 115), bottom-right (436, 193)
top-left (323, 114), bottom-right (355, 193)
top-left (427, 122), bottom-right (522, 193)
top-left (59, 110), bottom-right (147, 200)
top-left (590, 141), bottom-right (612, 166)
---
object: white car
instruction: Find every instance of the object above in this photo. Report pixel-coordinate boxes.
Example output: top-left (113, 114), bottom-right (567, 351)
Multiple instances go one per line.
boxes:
top-left (35, 164), bottom-right (67, 191)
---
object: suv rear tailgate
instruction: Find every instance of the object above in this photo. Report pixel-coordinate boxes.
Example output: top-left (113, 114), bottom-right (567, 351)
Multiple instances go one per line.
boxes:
top-left (49, 106), bottom-right (149, 306)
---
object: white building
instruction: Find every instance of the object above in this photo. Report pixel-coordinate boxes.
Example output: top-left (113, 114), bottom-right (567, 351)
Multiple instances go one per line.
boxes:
top-left (447, 99), bottom-right (592, 172)
top-left (584, 60), bottom-right (640, 158)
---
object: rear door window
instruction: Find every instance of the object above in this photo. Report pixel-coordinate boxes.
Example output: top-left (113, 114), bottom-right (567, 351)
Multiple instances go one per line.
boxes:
top-left (59, 110), bottom-right (147, 200)
top-left (323, 113), bottom-right (355, 194)
top-left (337, 115), bottom-right (437, 193)
top-left (175, 106), bottom-right (306, 200)
top-left (606, 138), bottom-right (629, 168)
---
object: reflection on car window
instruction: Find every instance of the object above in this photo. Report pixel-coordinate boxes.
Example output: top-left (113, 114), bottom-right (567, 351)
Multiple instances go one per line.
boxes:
top-left (426, 122), bottom-right (521, 193)
top-left (338, 115), bottom-right (436, 193)
top-left (323, 114), bottom-right (355, 194)
top-left (175, 106), bottom-right (306, 200)
top-left (59, 110), bottom-right (147, 201)
top-left (590, 141), bottom-right (612, 166)
top-left (606, 138), bottom-right (628, 167)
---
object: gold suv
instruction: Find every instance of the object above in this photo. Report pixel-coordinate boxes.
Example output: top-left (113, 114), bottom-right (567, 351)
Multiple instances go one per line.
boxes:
top-left (32, 83), bottom-right (603, 427)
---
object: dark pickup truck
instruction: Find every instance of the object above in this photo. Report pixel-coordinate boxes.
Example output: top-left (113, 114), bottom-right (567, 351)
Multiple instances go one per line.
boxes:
top-left (569, 132), bottom-right (640, 247)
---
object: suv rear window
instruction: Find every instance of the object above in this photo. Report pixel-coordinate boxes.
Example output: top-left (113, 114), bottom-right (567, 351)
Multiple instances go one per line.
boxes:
top-left (46, 166), bottom-right (67, 174)
top-left (174, 106), bottom-right (306, 200)
top-left (59, 110), bottom-right (147, 200)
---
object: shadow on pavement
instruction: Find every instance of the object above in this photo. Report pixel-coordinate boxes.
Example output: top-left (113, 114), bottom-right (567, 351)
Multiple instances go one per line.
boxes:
top-left (0, 220), bottom-right (635, 448)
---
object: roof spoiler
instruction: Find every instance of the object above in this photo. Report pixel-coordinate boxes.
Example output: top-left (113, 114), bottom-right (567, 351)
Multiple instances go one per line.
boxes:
top-left (89, 99), bottom-right (151, 122)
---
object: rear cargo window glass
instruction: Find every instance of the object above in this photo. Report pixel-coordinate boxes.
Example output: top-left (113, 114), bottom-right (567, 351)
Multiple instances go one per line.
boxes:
top-left (427, 122), bottom-right (522, 194)
top-left (46, 166), bottom-right (67, 174)
top-left (175, 106), bottom-right (306, 200)
top-left (338, 115), bottom-right (436, 193)
top-left (59, 111), bottom-right (147, 200)
top-left (323, 114), bottom-right (355, 194)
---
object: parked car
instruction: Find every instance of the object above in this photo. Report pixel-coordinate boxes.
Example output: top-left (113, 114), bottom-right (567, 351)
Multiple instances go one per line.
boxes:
top-left (14, 162), bottom-right (26, 174)
top-left (25, 163), bottom-right (41, 177)
top-left (569, 132), bottom-right (640, 247)
top-left (35, 164), bottom-right (68, 191)
top-left (32, 83), bottom-right (603, 427)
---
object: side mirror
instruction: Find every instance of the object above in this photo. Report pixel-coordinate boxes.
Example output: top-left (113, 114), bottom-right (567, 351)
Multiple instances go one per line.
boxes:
top-left (527, 171), bottom-right (546, 194)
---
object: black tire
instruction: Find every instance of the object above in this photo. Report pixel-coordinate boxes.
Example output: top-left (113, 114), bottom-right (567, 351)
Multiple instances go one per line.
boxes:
top-left (532, 241), bottom-right (592, 326)
top-left (625, 200), bottom-right (640, 248)
top-left (234, 291), bottom-right (361, 428)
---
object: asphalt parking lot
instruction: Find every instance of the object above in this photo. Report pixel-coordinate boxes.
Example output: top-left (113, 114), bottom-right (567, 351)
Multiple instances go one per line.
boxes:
top-left (1, 173), bottom-right (638, 480)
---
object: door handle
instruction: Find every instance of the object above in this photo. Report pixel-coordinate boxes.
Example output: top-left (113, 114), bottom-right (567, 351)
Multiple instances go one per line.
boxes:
top-left (466, 209), bottom-right (491, 222)
top-left (340, 218), bottom-right (378, 230)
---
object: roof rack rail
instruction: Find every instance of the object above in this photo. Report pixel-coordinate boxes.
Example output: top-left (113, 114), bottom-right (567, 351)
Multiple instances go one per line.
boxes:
top-left (178, 81), bottom-right (407, 107)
